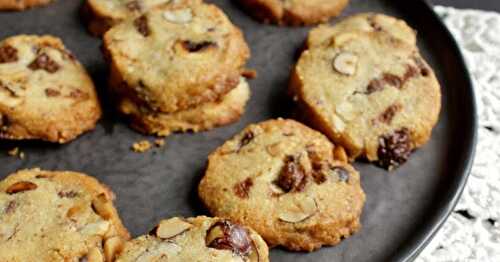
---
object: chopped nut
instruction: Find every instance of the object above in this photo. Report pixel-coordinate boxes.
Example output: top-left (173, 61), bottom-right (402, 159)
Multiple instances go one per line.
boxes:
top-left (180, 40), bottom-right (216, 52)
top-left (132, 140), bottom-right (152, 153)
top-left (238, 131), bottom-right (254, 151)
top-left (86, 247), bottom-right (104, 262)
top-left (332, 52), bottom-right (358, 76)
top-left (91, 193), bottom-right (114, 220)
top-left (265, 143), bottom-right (281, 157)
top-left (155, 218), bottom-right (193, 239)
top-left (154, 139), bottom-right (165, 147)
top-left (163, 8), bottom-right (193, 24)
top-left (333, 146), bottom-right (348, 163)
top-left (80, 221), bottom-right (110, 236)
top-left (67, 205), bottom-right (85, 219)
top-left (6, 181), bottom-right (37, 194)
top-left (58, 190), bottom-right (79, 198)
top-left (206, 220), bottom-right (252, 257)
top-left (278, 196), bottom-right (318, 223)
top-left (329, 166), bottom-right (350, 182)
top-left (332, 115), bottom-right (345, 132)
top-left (104, 236), bottom-right (124, 262)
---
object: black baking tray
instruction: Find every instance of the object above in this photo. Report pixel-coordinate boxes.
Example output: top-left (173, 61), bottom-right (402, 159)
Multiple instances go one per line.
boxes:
top-left (0, 0), bottom-right (477, 261)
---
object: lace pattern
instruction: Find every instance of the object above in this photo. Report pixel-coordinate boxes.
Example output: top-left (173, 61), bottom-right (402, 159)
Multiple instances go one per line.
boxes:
top-left (417, 6), bottom-right (500, 262)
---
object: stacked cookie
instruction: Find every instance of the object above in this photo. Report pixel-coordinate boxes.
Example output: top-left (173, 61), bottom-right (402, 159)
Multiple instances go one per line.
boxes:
top-left (289, 13), bottom-right (442, 169)
top-left (100, 1), bottom-right (252, 136)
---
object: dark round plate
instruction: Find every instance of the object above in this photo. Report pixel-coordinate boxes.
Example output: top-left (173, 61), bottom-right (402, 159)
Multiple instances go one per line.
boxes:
top-left (0, 0), bottom-right (476, 261)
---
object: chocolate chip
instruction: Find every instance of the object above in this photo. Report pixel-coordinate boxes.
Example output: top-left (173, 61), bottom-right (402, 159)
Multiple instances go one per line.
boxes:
top-left (377, 128), bottom-right (412, 169)
top-left (180, 40), bottom-right (216, 52)
top-left (206, 220), bottom-right (252, 257)
top-left (0, 45), bottom-right (18, 63)
top-left (368, 16), bottom-right (383, 31)
top-left (382, 73), bottom-right (402, 89)
top-left (276, 156), bottom-right (307, 193)
top-left (330, 166), bottom-right (350, 182)
top-left (413, 57), bottom-right (430, 77)
top-left (234, 178), bottom-right (253, 199)
top-left (239, 131), bottom-right (254, 150)
top-left (58, 191), bottom-right (79, 198)
top-left (68, 89), bottom-right (89, 100)
top-left (379, 104), bottom-right (402, 124)
top-left (4, 200), bottom-right (16, 214)
top-left (125, 0), bottom-right (141, 11)
top-left (45, 88), bottom-right (60, 97)
top-left (79, 256), bottom-right (88, 262)
top-left (6, 181), bottom-right (38, 194)
top-left (312, 168), bottom-right (327, 185)
top-left (28, 53), bottom-right (60, 73)
top-left (134, 15), bottom-right (150, 37)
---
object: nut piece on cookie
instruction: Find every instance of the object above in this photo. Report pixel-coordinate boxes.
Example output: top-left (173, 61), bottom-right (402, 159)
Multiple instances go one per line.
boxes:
top-left (0, 0), bottom-right (53, 11)
top-left (198, 119), bottom-right (366, 251)
top-left (115, 216), bottom-right (269, 261)
top-left (82, 0), bottom-right (201, 36)
top-left (0, 168), bottom-right (130, 261)
top-left (0, 35), bottom-right (102, 143)
top-left (102, 1), bottom-right (251, 136)
top-left (289, 14), bottom-right (441, 170)
top-left (236, 0), bottom-right (350, 26)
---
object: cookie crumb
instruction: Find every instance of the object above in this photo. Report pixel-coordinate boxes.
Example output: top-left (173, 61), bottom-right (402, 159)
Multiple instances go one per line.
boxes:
top-left (132, 140), bottom-right (152, 153)
top-left (154, 139), bottom-right (165, 147)
top-left (7, 147), bottom-right (24, 159)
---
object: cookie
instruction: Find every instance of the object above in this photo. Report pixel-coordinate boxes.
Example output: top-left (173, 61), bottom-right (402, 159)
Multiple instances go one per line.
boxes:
top-left (103, 1), bottom-right (250, 114)
top-left (119, 77), bottom-right (251, 136)
top-left (0, 0), bottom-right (52, 11)
top-left (115, 216), bottom-right (269, 261)
top-left (0, 168), bottom-right (130, 261)
top-left (198, 119), bottom-right (366, 251)
top-left (0, 35), bottom-right (102, 143)
top-left (237, 0), bottom-right (349, 26)
top-left (82, 0), bottom-right (201, 36)
top-left (289, 15), bottom-right (441, 169)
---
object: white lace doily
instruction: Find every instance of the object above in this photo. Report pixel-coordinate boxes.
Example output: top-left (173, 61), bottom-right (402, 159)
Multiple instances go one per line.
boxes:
top-left (417, 6), bottom-right (500, 262)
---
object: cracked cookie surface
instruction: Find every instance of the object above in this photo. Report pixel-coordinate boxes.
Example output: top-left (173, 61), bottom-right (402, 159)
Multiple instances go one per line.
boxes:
top-left (103, 1), bottom-right (250, 114)
top-left (0, 35), bottom-right (101, 143)
top-left (290, 14), bottom-right (441, 169)
top-left (83, 0), bottom-right (200, 36)
top-left (198, 119), bottom-right (365, 251)
top-left (237, 0), bottom-right (349, 26)
top-left (119, 77), bottom-right (251, 136)
top-left (116, 216), bottom-right (269, 262)
top-left (0, 168), bottom-right (130, 261)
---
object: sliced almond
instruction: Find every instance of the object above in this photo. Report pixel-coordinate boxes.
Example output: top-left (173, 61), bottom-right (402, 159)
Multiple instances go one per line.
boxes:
top-left (80, 220), bottom-right (110, 236)
top-left (86, 247), bottom-right (104, 262)
top-left (334, 146), bottom-right (348, 163)
top-left (163, 8), bottom-right (193, 24)
top-left (332, 52), bottom-right (358, 76)
top-left (156, 218), bottom-right (193, 239)
top-left (278, 196), bottom-right (318, 223)
top-left (104, 236), bottom-right (124, 262)
top-left (91, 193), bottom-right (114, 220)
top-left (6, 181), bottom-right (37, 194)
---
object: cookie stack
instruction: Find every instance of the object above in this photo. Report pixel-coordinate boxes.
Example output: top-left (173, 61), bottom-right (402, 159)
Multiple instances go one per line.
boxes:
top-left (289, 13), bottom-right (442, 169)
top-left (101, 1), bottom-right (251, 136)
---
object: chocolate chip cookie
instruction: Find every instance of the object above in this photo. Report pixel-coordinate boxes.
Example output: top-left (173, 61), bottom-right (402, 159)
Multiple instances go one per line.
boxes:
top-left (0, 35), bottom-right (102, 143)
top-left (115, 216), bottom-right (269, 261)
top-left (0, 168), bottom-right (130, 261)
top-left (82, 0), bottom-right (200, 36)
top-left (0, 0), bottom-right (52, 11)
top-left (290, 14), bottom-right (441, 169)
top-left (198, 119), bottom-right (366, 251)
top-left (103, 1), bottom-right (250, 114)
top-left (119, 77), bottom-right (251, 136)
top-left (237, 0), bottom-right (349, 26)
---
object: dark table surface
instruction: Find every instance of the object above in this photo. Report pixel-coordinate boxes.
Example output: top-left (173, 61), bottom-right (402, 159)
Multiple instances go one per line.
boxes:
top-left (430, 0), bottom-right (500, 12)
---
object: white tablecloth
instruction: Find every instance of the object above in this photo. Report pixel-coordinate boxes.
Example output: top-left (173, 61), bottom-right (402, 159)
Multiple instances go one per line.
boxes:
top-left (417, 6), bottom-right (500, 262)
